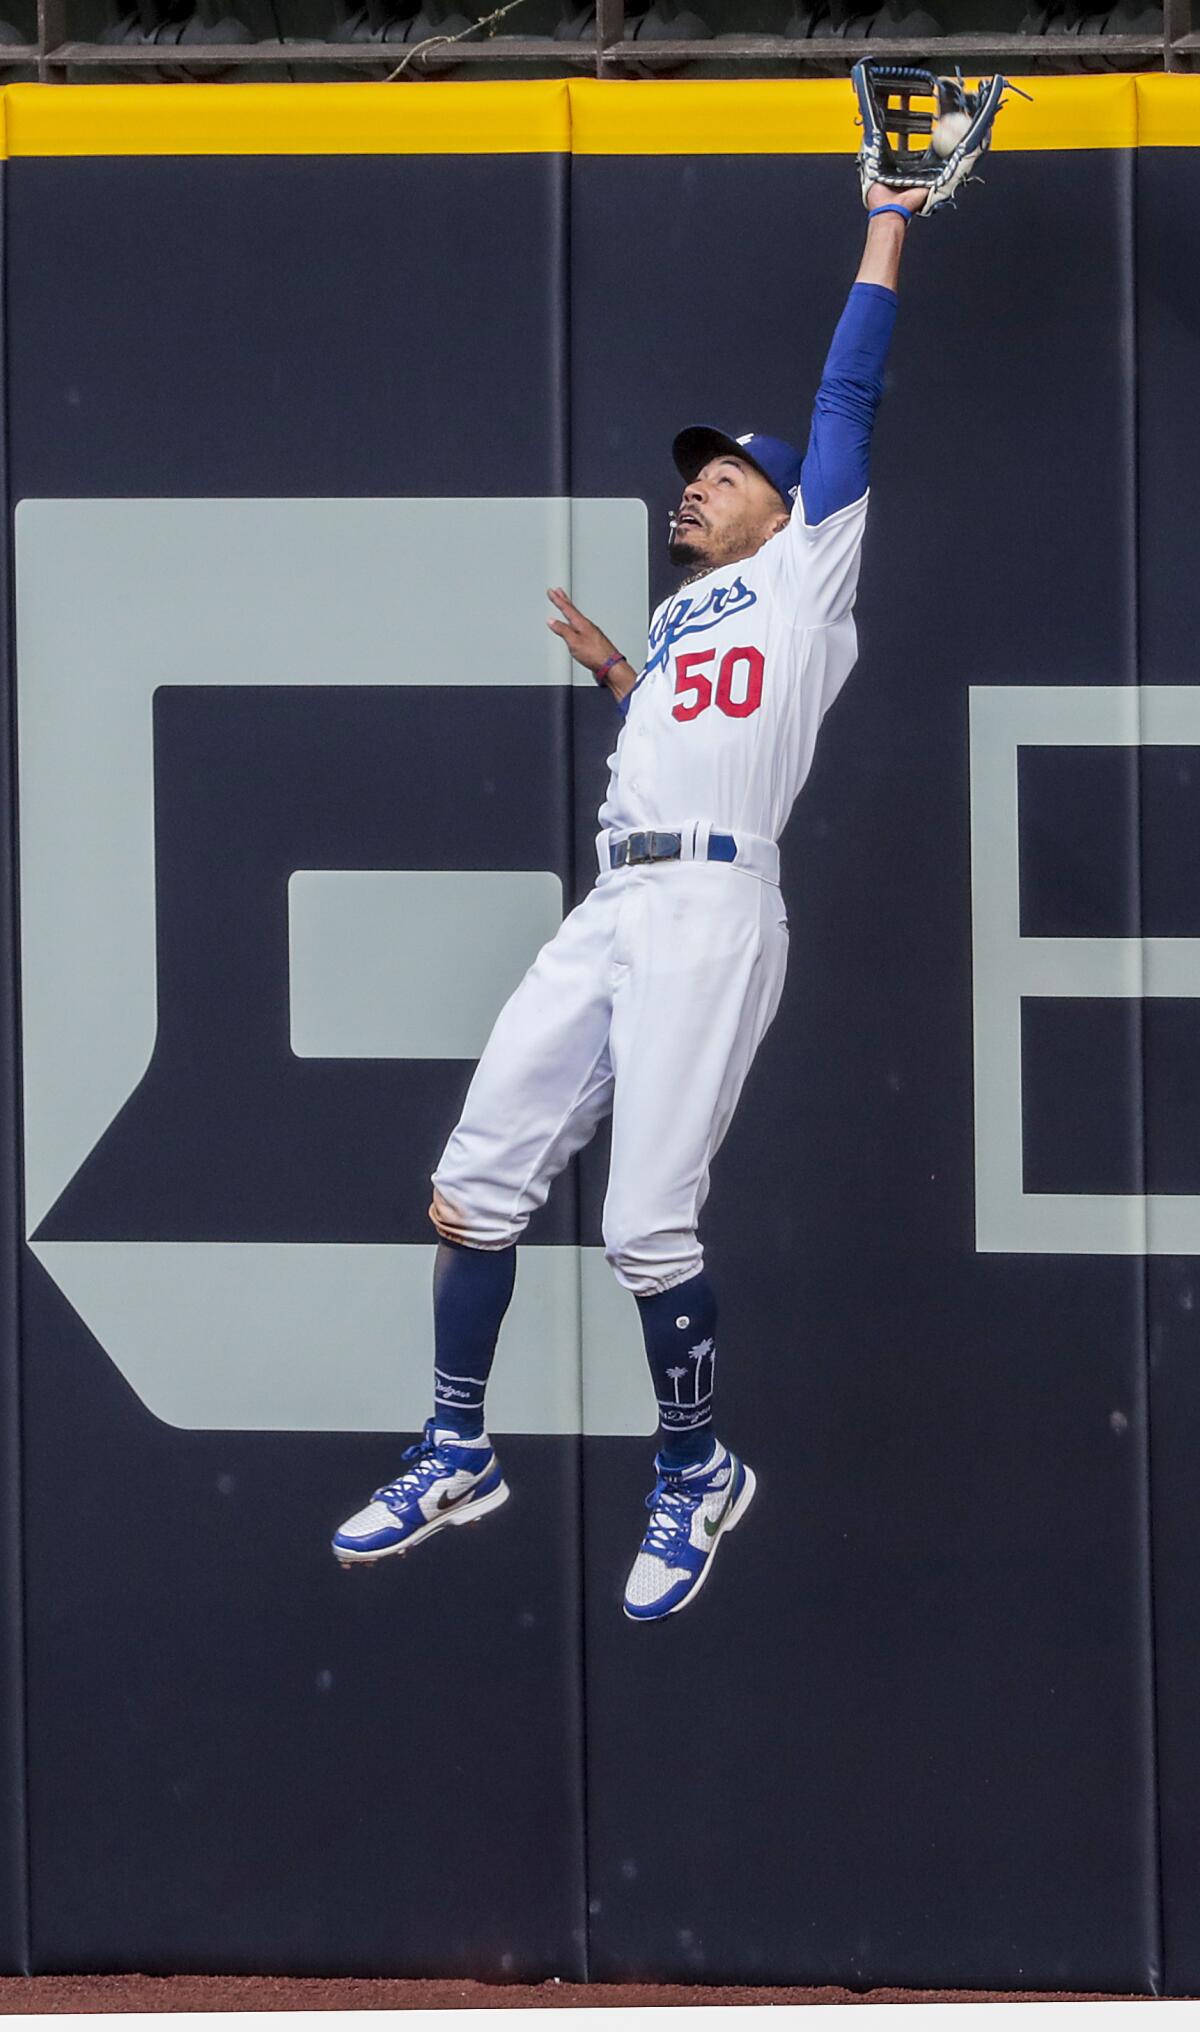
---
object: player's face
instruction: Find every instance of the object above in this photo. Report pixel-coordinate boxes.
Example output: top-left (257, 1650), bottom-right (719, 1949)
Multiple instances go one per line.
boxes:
top-left (669, 456), bottom-right (788, 571)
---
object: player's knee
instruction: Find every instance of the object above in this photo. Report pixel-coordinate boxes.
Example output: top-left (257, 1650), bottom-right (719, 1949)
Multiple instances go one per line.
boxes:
top-left (428, 1183), bottom-right (522, 1251)
top-left (602, 1214), bottom-right (702, 1297)
top-left (429, 1186), bottom-right (488, 1248)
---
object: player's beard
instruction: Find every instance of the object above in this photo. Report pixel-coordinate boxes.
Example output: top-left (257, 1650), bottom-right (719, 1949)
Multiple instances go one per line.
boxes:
top-left (668, 510), bottom-right (711, 569)
top-left (670, 505), bottom-right (764, 573)
top-left (668, 530), bottom-right (707, 568)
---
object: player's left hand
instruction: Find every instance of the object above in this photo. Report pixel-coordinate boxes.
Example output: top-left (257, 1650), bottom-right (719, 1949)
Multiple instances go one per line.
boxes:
top-left (864, 182), bottom-right (929, 216)
top-left (546, 586), bottom-right (620, 675)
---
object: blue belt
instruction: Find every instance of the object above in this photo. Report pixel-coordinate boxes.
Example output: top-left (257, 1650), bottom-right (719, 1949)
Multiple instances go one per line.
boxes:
top-left (609, 829), bottom-right (737, 869)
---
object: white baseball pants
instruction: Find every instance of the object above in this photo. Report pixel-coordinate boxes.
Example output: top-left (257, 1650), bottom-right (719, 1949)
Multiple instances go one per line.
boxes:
top-left (431, 858), bottom-right (789, 1297)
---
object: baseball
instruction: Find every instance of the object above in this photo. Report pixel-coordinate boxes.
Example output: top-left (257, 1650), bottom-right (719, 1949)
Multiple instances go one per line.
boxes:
top-left (931, 108), bottom-right (972, 157)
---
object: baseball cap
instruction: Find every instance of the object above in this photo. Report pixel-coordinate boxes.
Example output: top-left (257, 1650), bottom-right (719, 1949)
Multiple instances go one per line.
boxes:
top-left (673, 426), bottom-right (803, 513)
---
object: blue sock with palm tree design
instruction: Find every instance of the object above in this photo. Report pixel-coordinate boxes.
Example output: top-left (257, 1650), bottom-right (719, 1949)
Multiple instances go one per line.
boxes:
top-left (432, 1238), bottom-right (516, 1437)
top-left (635, 1270), bottom-right (718, 1469)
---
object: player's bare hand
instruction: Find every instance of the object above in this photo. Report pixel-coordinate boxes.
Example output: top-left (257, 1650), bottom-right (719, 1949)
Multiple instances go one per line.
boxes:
top-left (546, 586), bottom-right (618, 675)
top-left (865, 182), bottom-right (928, 216)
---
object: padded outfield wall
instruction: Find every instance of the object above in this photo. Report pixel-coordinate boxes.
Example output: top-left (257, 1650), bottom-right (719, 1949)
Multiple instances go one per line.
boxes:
top-left (0, 71), bottom-right (1199, 1987)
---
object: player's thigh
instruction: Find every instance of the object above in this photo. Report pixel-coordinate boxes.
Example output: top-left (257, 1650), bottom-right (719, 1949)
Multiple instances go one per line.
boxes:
top-left (604, 870), bottom-right (788, 1236)
top-left (434, 882), bottom-right (619, 1222)
top-left (459, 882), bottom-right (617, 1120)
top-left (705, 891), bottom-right (789, 1164)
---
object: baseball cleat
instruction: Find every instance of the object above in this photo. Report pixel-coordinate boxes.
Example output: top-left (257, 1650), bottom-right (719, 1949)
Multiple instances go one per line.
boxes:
top-left (622, 1439), bottom-right (756, 1622)
top-left (332, 1419), bottom-right (509, 1567)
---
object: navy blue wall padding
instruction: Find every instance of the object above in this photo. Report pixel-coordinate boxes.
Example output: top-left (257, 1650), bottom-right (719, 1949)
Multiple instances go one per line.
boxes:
top-left (0, 129), bottom-right (1182, 1990)
top-left (1136, 144), bottom-right (1200, 1999)
top-left (0, 159), bottom-right (30, 1978)
top-left (572, 148), bottom-right (1159, 1990)
top-left (10, 153), bottom-right (586, 1979)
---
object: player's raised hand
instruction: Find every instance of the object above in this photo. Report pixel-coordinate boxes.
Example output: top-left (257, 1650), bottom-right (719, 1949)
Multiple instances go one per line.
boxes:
top-left (864, 182), bottom-right (928, 216)
top-left (546, 586), bottom-right (619, 675)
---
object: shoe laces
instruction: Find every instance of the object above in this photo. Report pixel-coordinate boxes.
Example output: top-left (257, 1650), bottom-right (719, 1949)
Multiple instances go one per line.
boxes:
top-left (373, 1418), bottom-right (452, 1512)
top-left (642, 1469), bottom-right (700, 1557)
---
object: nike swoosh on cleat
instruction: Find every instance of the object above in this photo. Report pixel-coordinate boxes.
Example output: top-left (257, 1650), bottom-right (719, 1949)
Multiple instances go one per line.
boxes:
top-left (702, 1478), bottom-right (737, 1538)
top-left (435, 1486), bottom-right (476, 1513)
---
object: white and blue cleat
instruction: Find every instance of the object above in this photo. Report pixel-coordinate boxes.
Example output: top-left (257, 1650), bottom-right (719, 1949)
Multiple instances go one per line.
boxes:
top-left (623, 1439), bottom-right (756, 1622)
top-left (332, 1419), bottom-right (509, 1567)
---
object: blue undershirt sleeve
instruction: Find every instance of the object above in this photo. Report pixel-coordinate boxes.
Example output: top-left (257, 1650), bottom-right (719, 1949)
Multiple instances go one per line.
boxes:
top-left (799, 279), bottom-right (898, 528)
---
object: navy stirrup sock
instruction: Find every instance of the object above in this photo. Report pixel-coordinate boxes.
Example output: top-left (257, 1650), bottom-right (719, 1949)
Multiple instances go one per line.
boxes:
top-left (432, 1239), bottom-right (516, 1437)
top-left (635, 1270), bottom-right (719, 1470)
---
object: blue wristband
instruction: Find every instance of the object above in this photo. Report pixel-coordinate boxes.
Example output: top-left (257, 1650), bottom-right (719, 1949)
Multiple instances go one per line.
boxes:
top-left (868, 202), bottom-right (913, 224)
top-left (594, 651), bottom-right (625, 688)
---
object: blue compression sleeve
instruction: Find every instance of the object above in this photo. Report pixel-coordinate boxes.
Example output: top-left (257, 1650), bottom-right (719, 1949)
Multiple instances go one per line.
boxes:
top-left (799, 279), bottom-right (898, 528)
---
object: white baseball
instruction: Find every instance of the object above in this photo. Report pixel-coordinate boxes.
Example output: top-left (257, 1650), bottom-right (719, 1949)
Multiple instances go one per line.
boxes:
top-left (931, 108), bottom-right (972, 158)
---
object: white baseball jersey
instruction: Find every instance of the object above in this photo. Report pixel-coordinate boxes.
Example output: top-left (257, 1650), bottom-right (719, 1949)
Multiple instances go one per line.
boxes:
top-left (433, 488), bottom-right (873, 1297)
top-left (599, 486), bottom-right (870, 845)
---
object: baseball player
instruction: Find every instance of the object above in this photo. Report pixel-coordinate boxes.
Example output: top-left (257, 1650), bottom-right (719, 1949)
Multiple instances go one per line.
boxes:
top-left (333, 73), bottom-right (1007, 1618)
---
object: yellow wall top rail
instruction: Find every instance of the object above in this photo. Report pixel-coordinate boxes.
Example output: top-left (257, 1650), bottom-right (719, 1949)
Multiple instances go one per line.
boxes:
top-left (0, 72), bottom-right (1198, 159)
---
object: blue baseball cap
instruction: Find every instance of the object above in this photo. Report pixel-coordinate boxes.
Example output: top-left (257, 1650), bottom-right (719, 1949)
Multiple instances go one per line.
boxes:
top-left (673, 426), bottom-right (803, 513)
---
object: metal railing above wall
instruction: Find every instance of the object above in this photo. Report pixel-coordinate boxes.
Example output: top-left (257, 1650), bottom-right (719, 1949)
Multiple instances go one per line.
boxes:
top-left (20, 0), bottom-right (1194, 85)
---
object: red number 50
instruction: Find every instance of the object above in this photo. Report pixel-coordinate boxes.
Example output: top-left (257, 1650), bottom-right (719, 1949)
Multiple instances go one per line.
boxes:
top-left (672, 645), bottom-right (763, 723)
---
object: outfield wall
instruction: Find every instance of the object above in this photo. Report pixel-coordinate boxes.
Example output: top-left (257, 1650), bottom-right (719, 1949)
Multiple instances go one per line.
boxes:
top-left (2, 73), bottom-right (1199, 1987)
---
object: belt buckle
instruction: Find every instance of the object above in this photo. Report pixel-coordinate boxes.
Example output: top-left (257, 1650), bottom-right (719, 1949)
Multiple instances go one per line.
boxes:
top-left (620, 830), bottom-right (681, 867)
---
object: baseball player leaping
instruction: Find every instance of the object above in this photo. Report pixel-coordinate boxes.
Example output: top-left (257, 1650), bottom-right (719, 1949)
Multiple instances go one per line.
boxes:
top-left (333, 69), bottom-right (1012, 1618)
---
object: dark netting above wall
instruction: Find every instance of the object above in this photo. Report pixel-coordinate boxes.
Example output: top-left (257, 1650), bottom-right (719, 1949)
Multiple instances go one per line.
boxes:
top-left (16, 0), bottom-right (1196, 80)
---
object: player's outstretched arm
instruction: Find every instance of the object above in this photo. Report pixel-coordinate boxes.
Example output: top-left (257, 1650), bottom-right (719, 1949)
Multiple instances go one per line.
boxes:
top-left (768, 185), bottom-right (925, 626)
top-left (546, 586), bottom-right (638, 702)
top-left (793, 184), bottom-right (923, 535)
top-left (857, 182), bottom-right (927, 288)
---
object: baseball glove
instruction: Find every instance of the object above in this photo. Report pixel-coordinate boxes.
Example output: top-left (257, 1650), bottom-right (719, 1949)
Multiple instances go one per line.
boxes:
top-left (852, 60), bottom-right (1025, 216)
